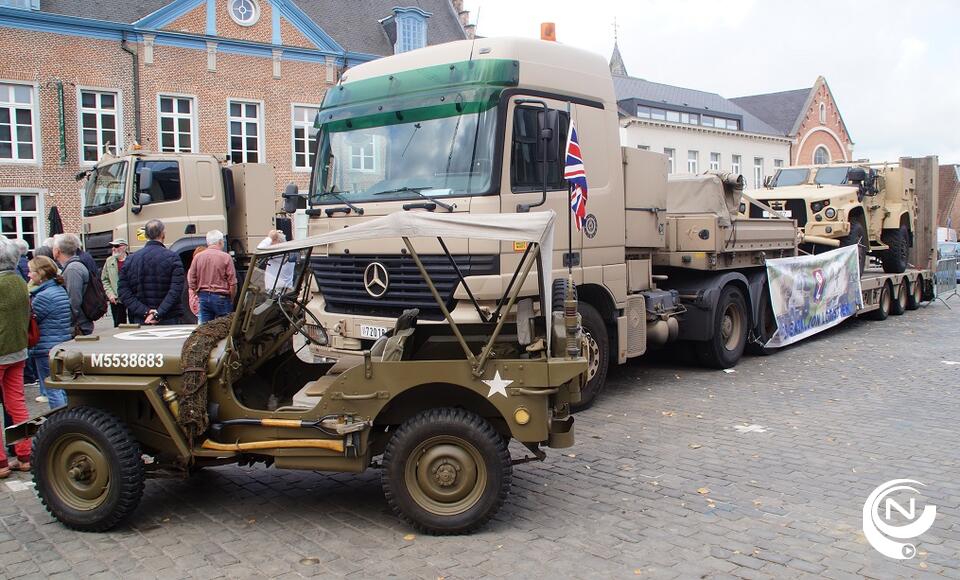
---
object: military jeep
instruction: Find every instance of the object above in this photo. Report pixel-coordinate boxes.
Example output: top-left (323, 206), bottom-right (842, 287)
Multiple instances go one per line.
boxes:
top-left (7, 210), bottom-right (584, 535)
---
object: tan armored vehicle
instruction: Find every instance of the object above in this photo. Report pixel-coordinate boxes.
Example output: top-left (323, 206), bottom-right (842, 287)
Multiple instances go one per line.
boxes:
top-left (7, 210), bottom-right (584, 535)
top-left (751, 163), bottom-right (917, 273)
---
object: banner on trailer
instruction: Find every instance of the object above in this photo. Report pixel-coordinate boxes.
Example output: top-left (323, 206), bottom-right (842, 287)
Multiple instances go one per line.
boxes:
top-left (764, 245), bottom-right (863, 348)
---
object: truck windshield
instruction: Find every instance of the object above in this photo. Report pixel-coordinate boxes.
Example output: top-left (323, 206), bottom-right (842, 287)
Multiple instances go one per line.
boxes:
top-left (814, 166), bottom-right (850, 185)
top-left (772, 168), bottom-right (808, 187)
top-left (83, 161), bottom-right (128, 216)
top-left (310, 106), bottom-right (497, 204)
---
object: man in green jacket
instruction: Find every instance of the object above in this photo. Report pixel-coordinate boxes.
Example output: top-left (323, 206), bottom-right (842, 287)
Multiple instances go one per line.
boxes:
top-left (101, 239), bottom-right (128, 327)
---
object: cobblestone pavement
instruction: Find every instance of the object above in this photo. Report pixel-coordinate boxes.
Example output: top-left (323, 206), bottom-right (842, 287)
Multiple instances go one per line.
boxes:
top-left (2, 302), bottom-right (958, 579)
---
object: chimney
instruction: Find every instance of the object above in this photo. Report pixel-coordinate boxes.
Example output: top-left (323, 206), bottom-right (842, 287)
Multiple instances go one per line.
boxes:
top-left (541, 22), bottom-right (556, 42)
top-left (464, 23), bottom-right (476, 39)
top-left (451, 0), bottom-right (472, 38)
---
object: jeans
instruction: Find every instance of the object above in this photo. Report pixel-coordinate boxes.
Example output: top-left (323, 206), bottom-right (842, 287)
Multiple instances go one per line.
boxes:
top-left (198, 292), bottom-right (233, 324)
top-left (29, 354), bottom-right (66, 409)
top-left (0, 360), bottom-right (31, 466)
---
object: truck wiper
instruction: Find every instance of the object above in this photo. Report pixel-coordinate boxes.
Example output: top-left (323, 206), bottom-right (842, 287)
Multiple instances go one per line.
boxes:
top-left (372, 186), bottom-right (455, 212)
top-left (312, 190), bottom-right (364, 215)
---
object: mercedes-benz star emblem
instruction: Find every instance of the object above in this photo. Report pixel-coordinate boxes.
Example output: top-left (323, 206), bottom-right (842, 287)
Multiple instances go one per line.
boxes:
top-left (363, 262), bottom-right (389, 298)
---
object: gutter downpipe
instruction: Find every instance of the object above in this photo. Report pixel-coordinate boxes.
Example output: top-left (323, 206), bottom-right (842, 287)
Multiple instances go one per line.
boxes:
top-left (120, 33), bottom-right (142, 145)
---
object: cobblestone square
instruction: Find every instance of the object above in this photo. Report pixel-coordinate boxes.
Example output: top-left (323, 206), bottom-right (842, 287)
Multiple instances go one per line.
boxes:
top-left (2, 302), bottom-right (958, 579)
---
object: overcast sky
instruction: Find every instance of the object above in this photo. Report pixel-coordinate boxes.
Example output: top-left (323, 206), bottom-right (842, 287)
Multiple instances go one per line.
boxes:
top-left (462, 0), bottom-right (960, 164)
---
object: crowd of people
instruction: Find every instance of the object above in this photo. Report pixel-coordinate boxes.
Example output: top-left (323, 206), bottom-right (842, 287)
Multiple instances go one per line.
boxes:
top-left (0, 218), bottom-right (293, 478)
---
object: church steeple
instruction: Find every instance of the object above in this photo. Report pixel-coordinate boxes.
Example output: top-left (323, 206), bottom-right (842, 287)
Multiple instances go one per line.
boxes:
top-left (609, 40), bottom-right (628, 76)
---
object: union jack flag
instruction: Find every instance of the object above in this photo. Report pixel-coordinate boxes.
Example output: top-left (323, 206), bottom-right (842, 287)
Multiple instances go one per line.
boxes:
top-left (563, 122), bottom-right (588, 230)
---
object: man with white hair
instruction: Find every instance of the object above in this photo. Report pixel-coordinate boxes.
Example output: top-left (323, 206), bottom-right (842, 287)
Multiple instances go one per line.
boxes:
top-left (187, 229), bottom-right (237, 323)
top-left (52, 233), bottom-right (95, 335)
top-left (117, 219), bottom-right (184, 325)
top-left (13, 239), bottom-right (28, 281)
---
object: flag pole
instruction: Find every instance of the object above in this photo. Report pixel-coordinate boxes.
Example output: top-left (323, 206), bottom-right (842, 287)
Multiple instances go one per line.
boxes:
top-left (566, 102), bottom-right (573, 275)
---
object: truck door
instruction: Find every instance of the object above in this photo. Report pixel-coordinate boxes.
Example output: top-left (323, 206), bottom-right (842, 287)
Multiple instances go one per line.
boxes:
top-left (127, 159), bottom-right (190, 252)
top-left (499, 96), bottom-right (581, 285)
top-left (184, 158), bottom-right (227, 247)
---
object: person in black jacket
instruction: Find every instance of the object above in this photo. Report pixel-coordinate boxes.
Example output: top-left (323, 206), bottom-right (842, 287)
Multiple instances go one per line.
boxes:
top-left (118, 219), bottom-right (185, 325)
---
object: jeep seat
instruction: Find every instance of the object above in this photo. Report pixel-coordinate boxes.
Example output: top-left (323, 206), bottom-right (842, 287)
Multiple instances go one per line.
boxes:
top-left (370, 308), bottom-right (419, 362)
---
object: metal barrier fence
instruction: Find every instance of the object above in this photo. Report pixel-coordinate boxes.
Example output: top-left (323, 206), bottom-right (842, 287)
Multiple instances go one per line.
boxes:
top-left (935, 257), bottom-right (958, 299)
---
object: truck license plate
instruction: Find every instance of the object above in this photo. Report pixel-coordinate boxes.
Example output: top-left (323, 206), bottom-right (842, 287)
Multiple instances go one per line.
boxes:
top-left (763, 209), bottom-right (792, 218)
top-left (360, 325), bottom-right (389, 339)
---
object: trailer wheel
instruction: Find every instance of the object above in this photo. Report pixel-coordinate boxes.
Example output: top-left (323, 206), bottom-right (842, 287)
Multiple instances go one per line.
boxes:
top-left (382, 408), bottom-right (511, 535)
top-left (32, 407), bottom-right (144, 532)
top-left (880, 225), bottom-right (909, 274)
top-left (696, 285), bottom-right (748, 369)
top-left (868, 281), bottom-right (892, 321)
top-left (906, 275), bottom-right (923, 310)
top-left (890, 278), bottom-right (908, 315)
top-left (840, 219), bottom-right (867, 274)
top-left (571, 302), bottom-right (609, 411)
top-left (746, 284), bottom-right (777, 356)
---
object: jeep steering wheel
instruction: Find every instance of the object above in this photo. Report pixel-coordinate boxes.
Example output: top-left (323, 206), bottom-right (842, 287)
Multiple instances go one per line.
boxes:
top-left (276, 293), bottom-right (325, 344)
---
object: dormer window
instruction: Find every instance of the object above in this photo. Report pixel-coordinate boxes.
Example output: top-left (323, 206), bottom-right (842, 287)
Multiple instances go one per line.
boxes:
top-left (384, 7), bottom-right (431, 54)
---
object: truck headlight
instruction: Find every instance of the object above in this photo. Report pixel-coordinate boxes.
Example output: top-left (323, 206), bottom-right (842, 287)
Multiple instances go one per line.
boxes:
top-left (305, 323), bottom-right (329, 346)
top-left (824, 207), bottom-right (837, 219)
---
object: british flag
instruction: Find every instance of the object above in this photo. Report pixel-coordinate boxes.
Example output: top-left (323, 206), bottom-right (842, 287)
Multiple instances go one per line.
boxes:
top-left (563, 122), bottom-right (588, 230)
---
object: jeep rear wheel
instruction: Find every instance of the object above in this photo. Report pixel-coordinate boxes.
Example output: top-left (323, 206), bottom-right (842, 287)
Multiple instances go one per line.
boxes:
top-left (383, 408), bottom-right (511, 535)
top-left (33, 407), bottom-right (144, 532)
top-left (880, 225), bottom-right (909, 274)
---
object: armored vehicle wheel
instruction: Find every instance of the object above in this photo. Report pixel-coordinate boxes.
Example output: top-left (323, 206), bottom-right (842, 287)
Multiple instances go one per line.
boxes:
top-left (868, 281), bottom-right (892, 321)
top-left (32, 407), bottom-right (145, 532)
top-left (880, 225), bottom-right (909, 274)
top-left (841, 219), bottom-right (867, 274)
top-left (571, 303), bottom-right (608, 411)
top-left (696, 285), bottom-right (747, 369)
top-left (890, 278), bottom-right (908, 315)
top-left (746, 284), bottom-right (777, 356)
top-left (382, 408), bottom-right (511, 535)
top-left (906, 275), bottom-right (923, 310)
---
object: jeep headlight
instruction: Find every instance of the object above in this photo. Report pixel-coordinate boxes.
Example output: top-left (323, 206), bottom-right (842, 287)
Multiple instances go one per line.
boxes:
top-left (824, 207), bottom-right (837, 219)
top-left (305, 323), bottom-right (328, 346)
top-left (810, 199), bottom-right (831, 214)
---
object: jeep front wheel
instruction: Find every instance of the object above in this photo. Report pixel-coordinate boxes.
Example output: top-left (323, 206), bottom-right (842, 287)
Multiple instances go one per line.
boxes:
top-left (32, 407), bottom-right (145, 532)
top-left (382, 408), bottom-right (511, 535)
top-left (880, 225), bottom-right (909, 274)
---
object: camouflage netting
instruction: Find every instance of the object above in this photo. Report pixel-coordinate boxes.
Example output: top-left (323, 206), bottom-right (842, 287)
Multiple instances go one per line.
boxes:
top-left (179, 313), bottom-right (234, 444)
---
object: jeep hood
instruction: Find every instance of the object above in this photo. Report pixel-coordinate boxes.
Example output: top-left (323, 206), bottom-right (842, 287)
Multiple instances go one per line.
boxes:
top-left (753, 184), bottom-right (855, 201)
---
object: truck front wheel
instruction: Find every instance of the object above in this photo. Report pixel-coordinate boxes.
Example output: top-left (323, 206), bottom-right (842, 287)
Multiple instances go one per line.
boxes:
top-left (572, 302), bottom-right (609, 411)
top-left (32, 407), bottom-right (145, 532)
top-left (696, 285), bottom-right (748, 369)
top-left (382, 408), bottom-right (511, 535)
top-left (880, 225), bottom-right (909, 274)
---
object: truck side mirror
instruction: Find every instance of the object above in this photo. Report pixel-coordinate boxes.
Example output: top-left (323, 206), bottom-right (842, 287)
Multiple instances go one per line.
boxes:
top-left (282, 183), bottom-right (304, 214)
top-left (137, 167), bottom-right (153, 192)
top-left (537, 109), bottom-right (560, 164)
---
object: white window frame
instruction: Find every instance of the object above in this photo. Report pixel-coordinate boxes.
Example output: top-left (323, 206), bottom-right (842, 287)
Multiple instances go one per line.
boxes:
top-left (0, 80), bottom-right (40, 165)
top-left (0, 188), bottom-right (46, 250)
top-left (664, 148), bottom-right (675, 174)
top-left (731, 154), bottom-right (741, 176)
top-left (349, 134), bottom-right (376, 173)
top-left (687, 150), bottom-right (698, 174)
top-left (819, 102), bottom-right (826, 124)
top-left (813, 146), bottom-right (830, 165)
top-left (227, 98), bottom-right (264, 164)
top-left (396, 14), bottom-right (426, 53)
top-left (753, 157), bottom-right (764, 189)
top-left (774, 159), bottom-right (784, 169)
top-left (709, 152), bottom-right (721, 171)
top-left (228, 0), bottom-right (261, 27)
top-left (156, 93), bottom-right (198, 154)
top-left (76, 86), bottom-right (123, 166)
top-left (291, 103), bottom-right (321, 173)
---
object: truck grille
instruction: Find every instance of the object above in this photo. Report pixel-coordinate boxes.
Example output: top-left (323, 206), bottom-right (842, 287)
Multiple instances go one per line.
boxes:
top-left (85, 230), bottom-right (114, 266)
top-left (311, 254), bottom-right (500, 321)
top-left (749, 200), bottom-right (807, 228)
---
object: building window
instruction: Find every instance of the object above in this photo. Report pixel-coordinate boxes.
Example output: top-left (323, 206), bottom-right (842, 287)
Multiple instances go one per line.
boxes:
top-left (228, 100), bottom-right (261, 163)
top-left (680, 112), bottom-right (699, 125)
top-left (292, 105), bottom-right (319, 170)
top-left (396, 13), bottom-right (427, 53)
top-left (687, 150), bottom-right (698, 174)
top-left (636, 105), bottom-right (650, 119)
top-left (650, 108), bottom-right (666, 121)
top-left (774, 159), bottom-right (784, 169)
top-left (727, 119), bottom-right (740, 131)
top-left (0, 82), bottom-right (36, 162)
top-left (731, 154), bottom-right (741, 176)
top-left (753, 157), bottom-right (764, 189)
top-left (637, 145), bottom-right (650, 151)
top-left (228, 0), bottom-right (260, 26)
top-left (0, 0), bottom-right (40, 8)
top-left (666, 110), bottom-right (680, 123)
top-left (818, 102), bottom-right (826, 124)
top-left (158, 95), bottom-right (195, 153)
top-left (664, 148), bottom-right (675, 174)
top-left (709, 152), bottom-right (721, 171)
top-left (350, 135), bottom-right (375, 172)
top-left (0, 191), bottom-right (40, 249)
top-left (79, 89), bottom-right (119, 163)
top-left (814, 146), bottom-right (830, 165)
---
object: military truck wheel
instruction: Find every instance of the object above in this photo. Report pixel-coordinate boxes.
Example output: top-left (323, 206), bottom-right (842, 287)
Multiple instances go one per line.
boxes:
top-left (695, 285), bottom-right (747, 369)
top-left (571, 303), bottom-right (609, 412)
top-left (890, 278), bottom-right (908, 315)
top-left (382, 408), bottom-right (511, 535)
top-left (906, 275), bottom-right (923, 310)
top-left (867, 281), bottom-right (892, 321)
top-left (840, 219), bottom-right (867, 274)
top-left (32, 407), bottom-right (144, 532)
top-left (746, 284), bottom-right (777, 356)
top-left (880, 225), bottom-right (909, 274)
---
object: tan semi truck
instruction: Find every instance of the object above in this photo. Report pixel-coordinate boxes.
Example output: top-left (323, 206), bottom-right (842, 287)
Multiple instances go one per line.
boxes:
top-left (752, 163), bottom-right (917, 273)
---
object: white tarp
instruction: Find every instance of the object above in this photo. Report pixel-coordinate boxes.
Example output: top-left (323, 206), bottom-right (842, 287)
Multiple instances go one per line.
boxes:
top-left (764, 245), bottom-right (863, 347)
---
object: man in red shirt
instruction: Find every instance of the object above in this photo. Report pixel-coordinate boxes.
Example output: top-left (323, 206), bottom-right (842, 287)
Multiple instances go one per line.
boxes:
top-left (187, 230), bottom-right (237, 324)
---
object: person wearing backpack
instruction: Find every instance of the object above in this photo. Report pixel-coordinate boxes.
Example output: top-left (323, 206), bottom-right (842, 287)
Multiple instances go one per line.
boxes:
top-left (53, 233), bottom-right (96, 335)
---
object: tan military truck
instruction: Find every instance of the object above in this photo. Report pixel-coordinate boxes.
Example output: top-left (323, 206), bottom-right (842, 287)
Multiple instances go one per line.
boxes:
top-left (751, 163), bottom-right (917, 273)
top-left (80, 149), bottom-right (292, 320)
top-left (7, 210), bottom-right (585, 535)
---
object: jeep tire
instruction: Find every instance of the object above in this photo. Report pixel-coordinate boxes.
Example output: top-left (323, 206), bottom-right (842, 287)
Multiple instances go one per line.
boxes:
top-left (880, 225), bottom-right (909, 274)
top-left (383, 408), bottom-right (511, 535)
top-left (32, 407), bottom-right (145, 532)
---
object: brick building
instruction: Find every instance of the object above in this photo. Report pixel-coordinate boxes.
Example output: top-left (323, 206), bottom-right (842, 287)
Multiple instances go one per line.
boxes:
top-left (731, 77), bottom-right (855, 166)
top-left (0, 0), bottom-right (472, 245)
top-left (939, 164), bottom-right (960, 229)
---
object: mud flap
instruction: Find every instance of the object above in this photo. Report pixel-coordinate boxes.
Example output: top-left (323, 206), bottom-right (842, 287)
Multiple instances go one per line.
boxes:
top-left (4, 406), bottom-right (66, 445)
